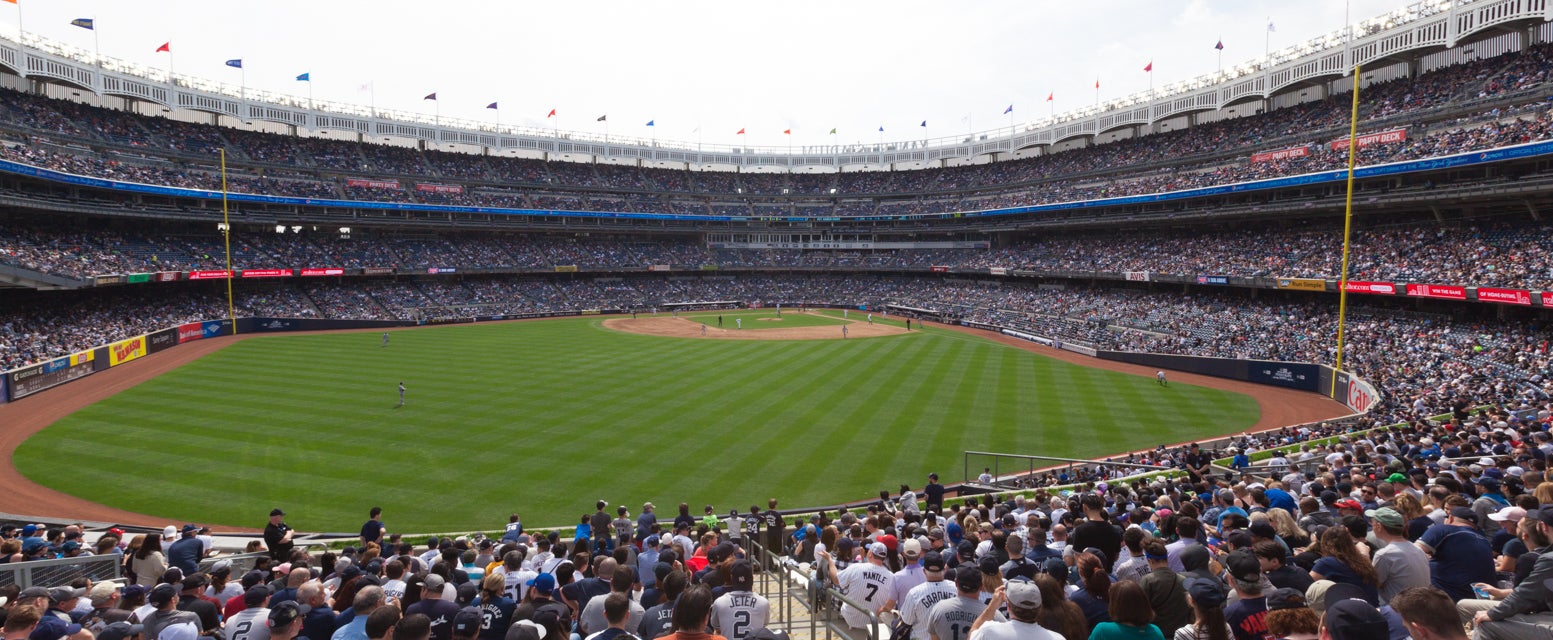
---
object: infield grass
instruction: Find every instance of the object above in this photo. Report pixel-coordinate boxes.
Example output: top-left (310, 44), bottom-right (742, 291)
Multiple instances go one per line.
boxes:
top-left (16, 317), bottom-right (1260, 533)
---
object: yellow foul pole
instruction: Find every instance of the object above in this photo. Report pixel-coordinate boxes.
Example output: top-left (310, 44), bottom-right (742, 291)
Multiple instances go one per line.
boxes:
top-left (1331, 64), bottom-right (1362, 397)
top-left (221, 148), bottom-right (236, 334)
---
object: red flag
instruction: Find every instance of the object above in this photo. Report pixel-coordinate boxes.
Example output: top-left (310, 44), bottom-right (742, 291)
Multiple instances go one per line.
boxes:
top-left (546, 109), bottom-right (556, 118)
top-left (1046, 92), bottom-right (1053, 102)
top-left (783, 129), bottom-right (791, 135)
top-left (1095, 78), bottom-right (1100, 89)
top-left (736, 128), bottom-right (746, 135)
top-left (1143, 61), bottom-right (1153, 72)
top-left (156, 42), bottom-right (171, 53)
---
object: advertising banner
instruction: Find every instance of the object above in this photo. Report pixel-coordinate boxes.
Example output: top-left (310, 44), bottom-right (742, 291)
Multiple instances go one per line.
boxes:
top-left (346, 178), bottom-right (401, 189)
top-left (1246, 362), bottom-right (1321, 391)
top-left (989, 267), bottom-right (1008, 275)
top-left (0, 372), bottom-right (7, 403)
top-left (178, 322), bottom-right (205, 344)
top-left (415, 183), bottom-right (464, 194)
top-left (107, 336), bottom-right (147, 367)
top-left (299, 268), bottom-right (345, 277)
top-left (1346, 377), bottom-right (1381, 413)
top-left (427, 267), bottom-right (457, 274)
top-left (1124, 271), bottom-right (1150, 281)
top-left (154, 271), bottom-right (180, 282)
top-left (187, 270), bottom-right (233, 280)
top-left (9, 357), bottom-right (95, 399)
top-left (1196, 275), bottom-right (1229, 285)
top-left (1544, 292), bottom-right (1553, 307)
top-left (929, 266), bottom-right (950, 273)
top-left (1329, 128), bottom-right (1407, 151)
top-left (555, 265), bottom-right (578, 272)
top-left (249, 318), bottom-right (301, 332)
top-left (94, 275), bottom-right (125, 286)
top-left (647, 265), bottom-right (672, 272)
top-left (1342, 281), bottom-right (1397, 295)
top-left (240, 269), bottom-right (293, 278)
top-left (1405, 283), bottom-right (1467, 300)
top-left (362, 267), bottom-right (394, 275)
top-left (126, 273), bottom-right (152, 283)
top-left (1276, 277), bottom-right (1327, 291)
top-left (1250, 145), bottom-right (1311, 164)
top-left (203, 320), bottom-right (232, 339)
top-left (1475, 287), bottom-right (1532, 306)
top-left (146, 327), bottom-right (178, 354)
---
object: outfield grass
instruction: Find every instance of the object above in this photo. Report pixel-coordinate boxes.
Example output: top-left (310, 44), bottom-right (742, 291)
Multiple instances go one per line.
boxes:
top-left (16, 318), bottom-right (1260, 533)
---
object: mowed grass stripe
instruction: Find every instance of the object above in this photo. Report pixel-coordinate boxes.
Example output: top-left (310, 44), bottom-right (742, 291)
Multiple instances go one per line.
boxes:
top-left (16, 317), bottom-right (1263, 532)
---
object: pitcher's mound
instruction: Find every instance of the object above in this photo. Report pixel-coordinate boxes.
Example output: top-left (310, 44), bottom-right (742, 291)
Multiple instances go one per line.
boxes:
top-left (603, 314), bottom-right (908, 340)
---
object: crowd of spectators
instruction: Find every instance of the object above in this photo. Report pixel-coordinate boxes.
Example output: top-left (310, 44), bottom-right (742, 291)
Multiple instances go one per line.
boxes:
top-left (0, 43), bottom-right (1551, 221)
top-left (5, 219), bottom-right (1553, 290)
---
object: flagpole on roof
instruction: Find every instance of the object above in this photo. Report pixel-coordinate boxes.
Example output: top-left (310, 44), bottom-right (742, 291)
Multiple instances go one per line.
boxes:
top-left (13, 0), bottom-right (23, 47)
top-left (91, 17), bottom-right (100, 73)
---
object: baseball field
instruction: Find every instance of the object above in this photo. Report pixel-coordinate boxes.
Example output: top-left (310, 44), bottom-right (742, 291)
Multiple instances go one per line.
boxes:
top-left (14, 311), bottom-right (1270, 533)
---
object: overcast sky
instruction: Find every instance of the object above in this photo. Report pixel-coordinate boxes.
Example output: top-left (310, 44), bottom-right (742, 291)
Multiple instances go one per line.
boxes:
top-left (9, 0), bottom-right (1406, 149)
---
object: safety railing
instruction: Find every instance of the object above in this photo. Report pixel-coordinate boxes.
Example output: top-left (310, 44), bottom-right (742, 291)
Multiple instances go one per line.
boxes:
top-left (0, 553), bottom-right (120, 589)
top-left (746, 540), bottom-right (883, 640)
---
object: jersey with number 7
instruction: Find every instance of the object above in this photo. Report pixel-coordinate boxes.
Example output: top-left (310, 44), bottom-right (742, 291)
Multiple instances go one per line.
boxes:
top-left (837, 562), bottom-right (895, 628)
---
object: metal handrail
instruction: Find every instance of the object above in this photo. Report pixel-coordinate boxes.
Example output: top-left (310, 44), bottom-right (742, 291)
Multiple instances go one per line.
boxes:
top-left (746, 540), bottom-right (884, 640)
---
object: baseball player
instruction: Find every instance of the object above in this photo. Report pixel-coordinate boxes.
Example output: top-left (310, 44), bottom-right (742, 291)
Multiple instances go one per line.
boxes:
top-left (397, 382), bottom-right (406, 407)
top-left (701, 324), bottom-right (707, 337)
top-left (1157, 371), bottom-right (1167, 386)
top-left (736, 318), bottom-right (742, 329)
top-left (842, 325), bottom-right (848, 338)
top-left (382, 332), bottom-right (389, 347)
top-left (867, 314), bottom-right (873, 324)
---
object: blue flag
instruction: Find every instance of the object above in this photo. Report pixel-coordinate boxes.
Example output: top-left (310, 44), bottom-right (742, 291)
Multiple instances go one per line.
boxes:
top-left (878, 126), bottom-right (884, 132)
top-left (487, 102), bottom-right (499, 110)
top-left (1004, 104), bottom-right (1013, 114)
top-left (920, 121), bottom-right (927, 127)
top-left (70, 18), bottom-right (94, 30)
top-left (296, 72), bottom-right (310, 82)
top-left (646, 120), bottom-right (654, 127)
top-left (225, 59), bottom-right (243, 69)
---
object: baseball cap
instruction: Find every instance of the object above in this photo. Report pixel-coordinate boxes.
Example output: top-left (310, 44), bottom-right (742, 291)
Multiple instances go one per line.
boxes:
top-left (17, 586), bottom-right (49, 600)
top-left (1248, 522), bottom-right (1277, 540)
top-left (876, 534), bottom-right (898, 552)
top-left (1004, 579), bottom-right (1041, 608)
top-left (1488, 506), bottom-right (1526, 523)
top-left (921, 551), bottom-right (946, 572)
top-left (955, 540), bottom-right (976, 560)
top-left (729, 559), bottom-right (754, 591)
top-left (158, 622), bottom-right (198, 640)
top-left (1333, 498), bottom-right (1363, 511)
top-left (953, 566), bottom-right (983, 592)
top-left (1364, 507), bottom-right (1403, 529)
top-left (452, 607), bottom-right (482, 637)
top-left (527, 573), bottom-right (556, 595)
top-left (20, 524), bottom-right (37, 536)
top-left (423, 573), bottom-right (447, 591)
top-left (1224, 549), bottom-right (1261, 583)
top-left (181, 574), bottom-right (208, 592)
top-left (88, 582), bottom-right (120, 605)
top-left (868, 542), bottom-right (888, 559)
top-left (47, 586), bottom-right (85, 603)
top-left (1041, 558), bottom-right (1068, 583)
top-left (510, 621), bottom-right (549, 640)
top-left (1385, 473), bottom-right (1408, 484)
top-left (98, 623), bottom-right (143, 640)
top-left (1266, 588), bottom-right (1307, 611)
top-left (1323, 587), bottom-right (1387, 639)
top-left (901, 539), bottom-right (922, 558)
top-left (147, 584), bottom-right (178, 607)
top-left (270, 508), bottom-right (285, 517)
top-left (644, 534), bottom-right (660, 547)
top-left (268, 601), bottom-right (309, 629)
top-left (1185, 577), bottom-right (1227, 608)
top-left (707, 542), bottom-right (738, 564)
top-left (161, 525), bottom-right (177, 539)
top-left (1450, 506), bottom-right (1480, 525)
top-left (180, 524), bottom-right (199, 534)
top-left (1475, 477), bottom-right (1501, 490)
top-left (244, 585), bottom-right (272, 607)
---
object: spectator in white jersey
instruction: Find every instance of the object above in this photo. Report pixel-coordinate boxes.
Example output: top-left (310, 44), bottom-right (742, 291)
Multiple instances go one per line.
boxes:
top-left (898, 551), bottom-right (957, 640)
top-left (925, 566), bottom-right (1002, 640)
top-left (709, 561), bottom-right (768, 640)
top-left (820, 542), bottom-right (894, 629)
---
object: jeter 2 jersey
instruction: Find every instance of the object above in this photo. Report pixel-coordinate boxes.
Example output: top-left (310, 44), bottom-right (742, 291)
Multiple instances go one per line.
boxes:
top-left (709, 590), bottom-right (770, 640)
top-left (837, 562), bottom-right (895, 629)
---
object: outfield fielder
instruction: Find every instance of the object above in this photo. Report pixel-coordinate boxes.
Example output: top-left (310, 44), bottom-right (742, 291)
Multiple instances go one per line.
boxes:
top-left (1157, 371), bottom-right (1167, 386)
top-left (398, 382), bottom-right (406, 406)
top-left (382, 332), bottom-right (389, 347)
top-left (867, 313), bottom-right (873, 324)
top-left (736, 318), bottom-right (742, 329)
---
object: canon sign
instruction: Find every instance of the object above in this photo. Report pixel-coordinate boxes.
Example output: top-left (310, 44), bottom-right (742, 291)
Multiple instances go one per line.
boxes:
top-left (1346, 378), bottom-right (1380, 414)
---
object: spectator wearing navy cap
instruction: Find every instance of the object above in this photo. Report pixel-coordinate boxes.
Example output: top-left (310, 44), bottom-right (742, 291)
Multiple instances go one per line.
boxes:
top-left (139, 584), bottom-right (198, 640)
top-left (267, 602), bottom-right (308, 640)
top-left (1415, 506), bottom-right (1496, 601)
top-left (512, 574), bottom-right (570, 635)
top-left (1318, 585), bottom-right (1389, 640)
